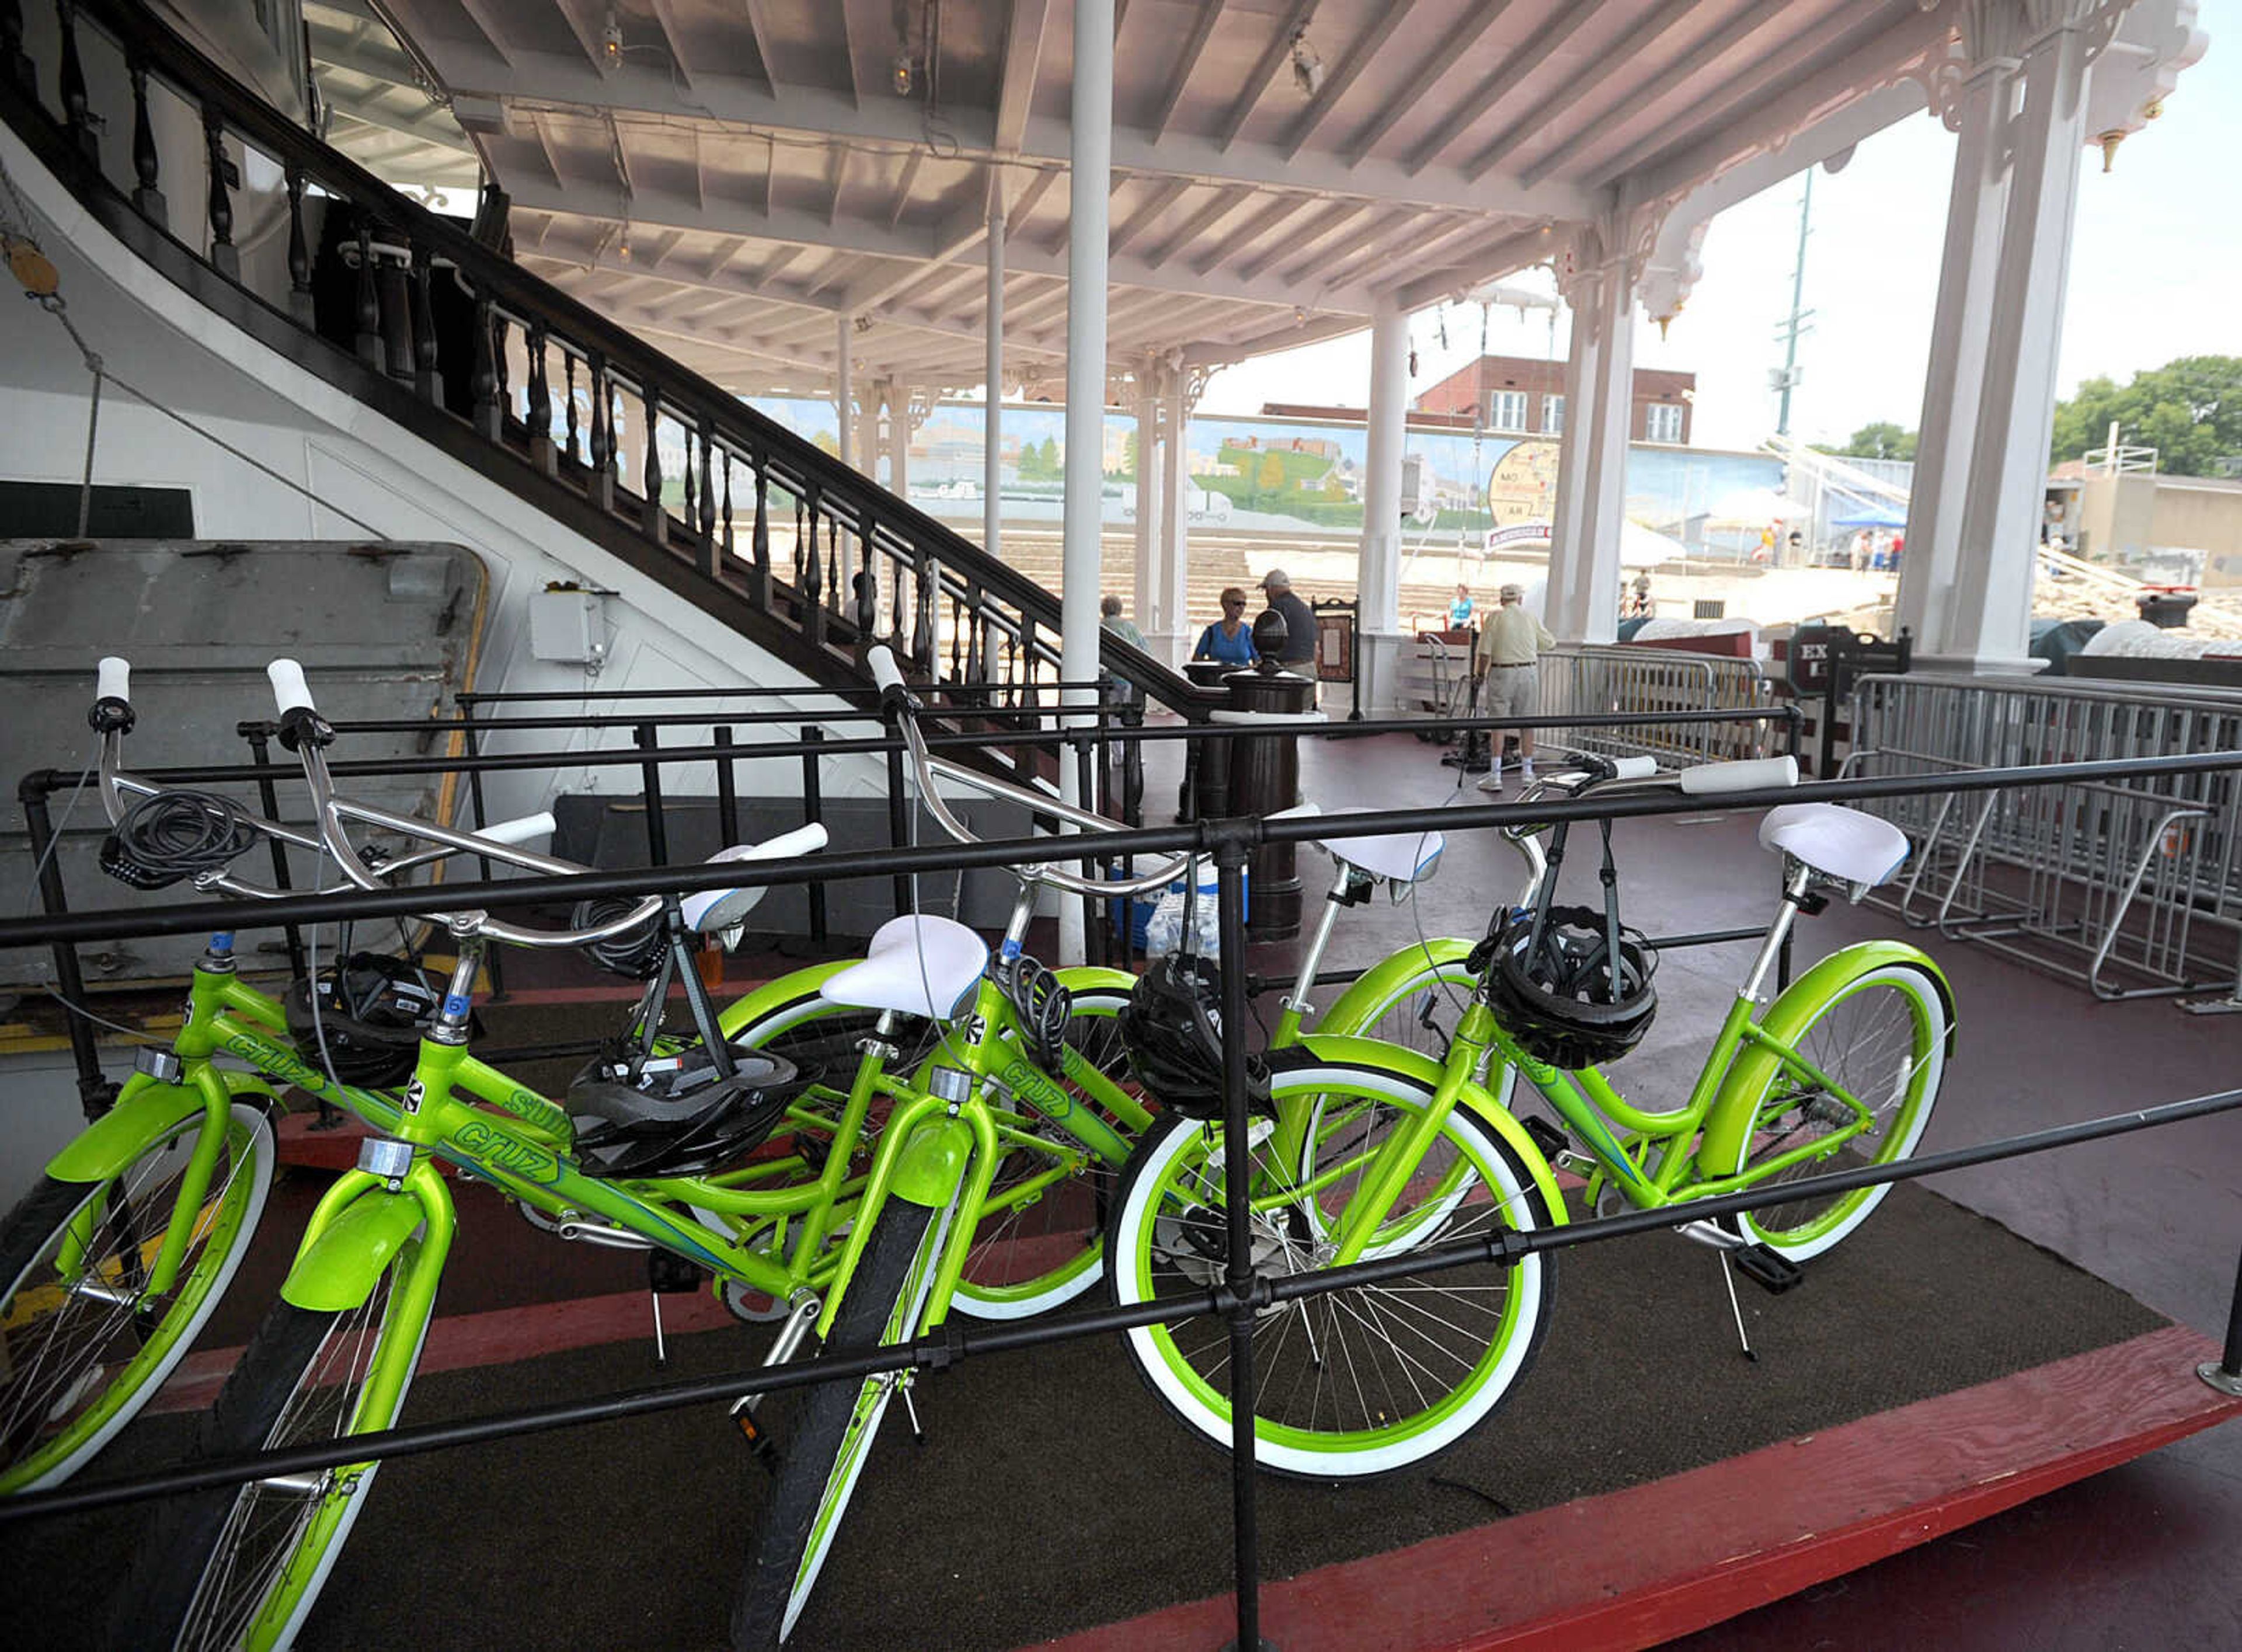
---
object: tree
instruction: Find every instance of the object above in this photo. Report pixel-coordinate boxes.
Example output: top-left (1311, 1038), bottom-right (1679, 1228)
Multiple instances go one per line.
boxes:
top-left (2050, 356), bottom-right (2242, 476)
top-left (1117, 428), bottom-right (1139, 480)
top-left (1813, 421), bottom-right (1917, 461)
top-left (1255, 450), bottom-right (1287, 509)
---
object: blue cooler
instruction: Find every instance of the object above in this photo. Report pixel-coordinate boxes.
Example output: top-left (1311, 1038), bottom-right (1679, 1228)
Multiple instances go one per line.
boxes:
top-left (1109, 856), bottom-right (1247, 951)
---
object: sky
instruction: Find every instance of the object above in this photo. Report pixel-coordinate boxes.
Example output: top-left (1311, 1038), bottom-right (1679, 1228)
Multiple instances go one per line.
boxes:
top-left (1199, 20), bottom-right (2238, 456)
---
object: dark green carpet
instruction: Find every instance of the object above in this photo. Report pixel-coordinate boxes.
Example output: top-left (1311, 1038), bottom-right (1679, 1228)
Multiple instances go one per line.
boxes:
top-left (4, 1182), bottom-right (2165, 1651)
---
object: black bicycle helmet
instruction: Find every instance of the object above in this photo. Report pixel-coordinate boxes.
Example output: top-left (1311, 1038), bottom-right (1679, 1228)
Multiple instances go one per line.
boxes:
top-left (285, 952), bottom-right (442, 1088)
top-left (1482, 904), bottom-right (1659, 1070)
top-left (1119, 953), bottom-right (1270, 1120)
top-left (565, 1043), bottom-right (799, 1179)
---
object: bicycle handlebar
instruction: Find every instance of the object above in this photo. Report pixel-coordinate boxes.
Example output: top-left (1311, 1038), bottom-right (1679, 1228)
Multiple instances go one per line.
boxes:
top-left (866, 645), bottom-right (1192, 900)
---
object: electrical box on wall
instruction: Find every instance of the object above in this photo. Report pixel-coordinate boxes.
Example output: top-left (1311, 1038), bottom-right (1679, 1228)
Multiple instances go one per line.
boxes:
top-left (530, 587), bottom-right (609, 668)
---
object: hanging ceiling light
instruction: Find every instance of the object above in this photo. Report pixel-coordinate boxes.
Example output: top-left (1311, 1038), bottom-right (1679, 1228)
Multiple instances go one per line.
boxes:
top-left (617, 223), bottom-right (632, 261)
top-left (1289, 29), bottom-right (1324, 97)
top-left (601, 8), bottom-right (624, 71)
top-left (891, 50), bottom-right (914, 96)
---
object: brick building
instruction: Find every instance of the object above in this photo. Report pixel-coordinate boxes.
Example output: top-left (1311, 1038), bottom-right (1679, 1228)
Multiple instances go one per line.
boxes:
top-left (1414, 354), bottom-right (1696, 445)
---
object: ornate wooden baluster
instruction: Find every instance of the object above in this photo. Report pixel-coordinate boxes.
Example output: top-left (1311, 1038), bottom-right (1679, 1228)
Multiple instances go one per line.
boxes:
top-left (57, 2), bottom-right (96, 165)
top-left (681, 423), bottom-right (698, 548)
top-left (642, 382), bottom-right (666, 545)
top-left (526, 322), bottom-right (553, 473)
top-left (824, 514), bottom-right (841, 621)
top-left (1019, 616), bottom-right (1040, 712)
top-left (353, 219), bottom-right (381, 368)
top-left (789, 494), bottom-right (806, 621)
top-left (471, 293), bottom-right (501, 440)
top-left (586, 351), bottom-right (613, 509)
top-left (948, 590), bottom-right (963, 681)
top-left (409, 241), bottom-right (438, 400)
top-left (283, 163), bottom-right (313, 325)
top-left (751, 463), bottom-right (772, 611)
top-left (851, 514), bottom-right (874, 636)
top-left (697, 417), bottom-right (716, 574)
top-left (563, 353), bottom-right (581, 466)
top-left (201, 103), bottom-right (238, 279)
top-left (720, 447), bottom-right (735, 564)
top-left (800, 490), bottom-right (825, 647)
top-left (492, 313), bottom-right (512, 427)
top-left (2, 0), bottom-right (33, 99)
top-left (128, 60), bottom-right (164, 225)
top-left (914, 550), bottom-right (936, 669)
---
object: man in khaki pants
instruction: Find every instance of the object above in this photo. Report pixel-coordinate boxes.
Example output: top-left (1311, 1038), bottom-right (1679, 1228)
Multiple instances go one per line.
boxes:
top-left (1475, 583), bottom-right (1552, 792)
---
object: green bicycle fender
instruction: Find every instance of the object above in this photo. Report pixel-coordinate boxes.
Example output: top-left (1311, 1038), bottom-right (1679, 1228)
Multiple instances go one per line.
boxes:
top-left (39, 1071), bottom-right (273, 1182)
top-left (888, 1116), bottom-right (976, 1207)
top-left (1052, 966), bottom-right (1139, 1001)
top-left (1287, 1034), bottom-right (1568, 1226)
top-left (715, 959), bottom-right (859, 1040)
top-left (280, 1190), bottom-right (427, 1313)
top-left (1317, 938), bottom-right (1477, 1034)
top-left (1697, 940), bottom-right (1954, 1174)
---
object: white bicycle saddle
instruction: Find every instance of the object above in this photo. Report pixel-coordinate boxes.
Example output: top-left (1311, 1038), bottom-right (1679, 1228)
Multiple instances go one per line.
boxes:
top-left (818, 914), bottom-right (988, 1020)
top-left (1758, 803), bottom-right (1910, 888)
top-left (1318, 828), bottom-right (1446, 887)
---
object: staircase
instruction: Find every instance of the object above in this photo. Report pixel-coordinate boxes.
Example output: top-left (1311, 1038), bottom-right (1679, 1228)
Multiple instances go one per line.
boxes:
top-left (0, 0), bottom-right (1206, 772)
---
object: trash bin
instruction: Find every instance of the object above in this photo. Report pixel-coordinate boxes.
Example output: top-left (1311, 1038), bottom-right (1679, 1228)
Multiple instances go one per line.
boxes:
top-left (2137, 587), bottom-right (2198, 629)
top-left (1223, 661), bottom-right (1317, 941)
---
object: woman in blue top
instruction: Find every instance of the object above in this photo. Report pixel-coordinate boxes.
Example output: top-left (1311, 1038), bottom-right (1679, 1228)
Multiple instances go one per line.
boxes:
top-left (1449, 583), bottom-right (1475, 630)
top-left (1194, 587), bottom-right (1257, 665)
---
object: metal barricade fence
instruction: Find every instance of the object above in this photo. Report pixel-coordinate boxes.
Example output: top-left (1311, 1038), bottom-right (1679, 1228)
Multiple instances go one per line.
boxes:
top-left (1538, 646), bottom-right (1776, 769)
top-left (1846, 671), bottom-right (2242, 1001)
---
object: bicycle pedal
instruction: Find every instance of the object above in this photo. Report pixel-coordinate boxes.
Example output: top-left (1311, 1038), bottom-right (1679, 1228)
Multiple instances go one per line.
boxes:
top-left (1519, 1115), bottom-right (1570, 1163)
top-left (1731, 1244), bottom-right (1805, 1295)
top-left (733, 1406), bottom-right (783, 1476)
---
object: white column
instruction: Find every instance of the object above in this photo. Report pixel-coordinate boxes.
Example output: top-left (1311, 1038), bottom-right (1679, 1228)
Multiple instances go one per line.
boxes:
top-left (1544, 274), bottom-right (1602, 633)
top-left (1946, 8), bottom-right (2093, 670)
top-left (1059, 0), bottom-right (1113, 708)
top-left (1157, 364), bottom-right (1192, 665)
top-left (1550, 260), bottom-right (1634, 644)
top-left (1895, 60), bottom-right (2015, 650)
top-left (1132, 367), bottom-right (1161, 632)
top-left (984, 194), bottom-right (1005, 564)
top-left (1358, 298), bottom-right (1408, 635)
top-left (887, 381), bottom-right (908, 496)
top-left (834, 313), bottom-right (854, 473)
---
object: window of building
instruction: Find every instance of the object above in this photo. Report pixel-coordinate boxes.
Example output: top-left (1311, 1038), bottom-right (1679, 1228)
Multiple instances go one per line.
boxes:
top-left (1644, 402), bottom-right (1684, 444)
top-left (1541, 394), bottom-right (1565, 435)
top-left (1487, 390), bottom-right (1527, 431)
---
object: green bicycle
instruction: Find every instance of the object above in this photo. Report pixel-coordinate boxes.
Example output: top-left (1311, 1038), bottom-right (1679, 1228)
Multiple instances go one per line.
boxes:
top-left (1107, 753), bottom-right (1953, 1477)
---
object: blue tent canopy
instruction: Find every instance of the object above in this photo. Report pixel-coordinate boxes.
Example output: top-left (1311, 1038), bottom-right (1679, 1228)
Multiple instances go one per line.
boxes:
top-left (1831, 506), bottom-right (1909, 530)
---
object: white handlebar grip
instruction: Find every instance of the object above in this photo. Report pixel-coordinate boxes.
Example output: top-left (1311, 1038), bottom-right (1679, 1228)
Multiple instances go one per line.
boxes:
top-left (1610, 755), bottom-right (1660, 781)
top-left (267, 658), bottom-right (315, 715)
top-left (477, 811), bottom-right (557, 848)
top-left (1679, 755), bottom-right (1799, 796)
top-left (758, 822), bottom-right (829, 860)
top-left (868, 647), bottom-right (904, 693)
top-left (96, 657), bottom-right (130, 703)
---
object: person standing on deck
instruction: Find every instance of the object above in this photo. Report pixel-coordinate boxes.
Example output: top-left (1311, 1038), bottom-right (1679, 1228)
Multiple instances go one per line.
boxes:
top-left (1475, 583), bottom-right (1554, 792)
top-left (1259, 568), bottom-right (1318, 670)
top-left (1194, 587), bottom-right (1258, 665)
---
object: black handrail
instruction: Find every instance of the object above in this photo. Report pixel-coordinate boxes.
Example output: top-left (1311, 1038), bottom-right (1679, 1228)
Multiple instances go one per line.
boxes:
top-left (1, 0), bottom-right (1210, 730)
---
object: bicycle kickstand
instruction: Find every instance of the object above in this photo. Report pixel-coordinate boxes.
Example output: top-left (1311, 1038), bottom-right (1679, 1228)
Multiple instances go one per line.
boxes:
top-left (1718, 1256), bottom-right (1756, 1364)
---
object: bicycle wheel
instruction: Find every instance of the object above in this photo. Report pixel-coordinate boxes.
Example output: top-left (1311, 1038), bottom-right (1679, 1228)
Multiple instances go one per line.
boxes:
top-left (1106, 1055), bottom-right (1556, 1479)
top-left (949, 988), bottom-right (1148, 1320)
top-left (112, 1239), bottom-right (434, 1651)
top-left (1717, 960), bottom-right (1948, 1263)
top-left (1315, 949), bottom-right (1481, 1061)
top-left (0, 1099), bottom-right (275, 1496)
top-left (733, 1195), bottom-right (943, 1650)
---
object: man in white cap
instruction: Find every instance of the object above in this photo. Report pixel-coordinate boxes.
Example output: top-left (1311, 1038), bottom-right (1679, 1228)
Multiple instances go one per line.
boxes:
top-left (1258, 568), bottom-right (1318, 670)
top-left (1475, 583), bottom-right (1552, 791)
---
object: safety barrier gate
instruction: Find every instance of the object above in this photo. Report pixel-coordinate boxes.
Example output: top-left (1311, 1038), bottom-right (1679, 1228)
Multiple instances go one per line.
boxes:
top-left (1539, 646), bottom-right (1777, 769)
top-left (1846, 671), bottom-right (2242, 1003)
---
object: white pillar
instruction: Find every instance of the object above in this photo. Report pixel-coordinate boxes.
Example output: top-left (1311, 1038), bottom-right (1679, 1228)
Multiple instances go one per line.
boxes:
top-left (984, 194), bottom-right (1005, 564)
top-left (1544, 276), bottom-right (1602, 633)
top-left (1132, 367), bottom-right (1161, 632)
top-left (834, 313), bottom-right (854, 471)
top-left (1359, 298), bottom-right (1408, 636)
top-left (1060, 0), bottom-right (1113, 709)
top-left (887, 381), bottom-right (908, 497)
top-left (1895, 58), bottom-right (2015, 650)
top-left (1550, 258), bottom-right (1634, 644)
top-left (1946, 7), bottom-right (2093, 670)
top-left (1157, 364), bottom-right (1192, 665)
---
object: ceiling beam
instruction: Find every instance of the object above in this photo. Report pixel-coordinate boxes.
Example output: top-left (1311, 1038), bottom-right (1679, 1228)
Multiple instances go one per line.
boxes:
top-left (1215, 0), bottom-right (1319, 152)
top-left (1110, 177), bottom-right (1193, 256)
top-left (739, 0), bottom-right (780, 97)
top-left (1148, 0), bottom-right (1226, 145)
top-left (1518, 0), bottom-right (1792, 190)
top-left (887, 149), bottom-right (925, 233)
top-left (995, 0), bottom-right (1053, 154)
top-left (646, 0), bottom-right (695, 92)
top-left (1404, 0), bottom-right (1616, 176)
top-left (417, 0), bottom-right (513, 71)
top-left (1342, 1), bottom-right (1516, 168)
top-left (1391, 227), bottom-right (1551, 310)
top-left (1277, 203), bottom-right (1406, 286)
top-left (836, 0), bottom-right (862, 110)
top-left (1238, 200), bottom-right (1373, 284)
top-left (1279, 0), bottom-right (1415, 162)
top-left (1464, 0), bottom-right (1700, 182)
top-left (316, 83), bottom-right (475, 154)
top-left (828, 147), bottom-right (852, 225)
top-left (1148, 184), bottom-right (1246, 268)
top-left (304, 23), bottom-right (421, 89)
top-left (1194, 194), bottom-right (1314, 277)
top-left (546, 0), bottom-right (611, 77)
